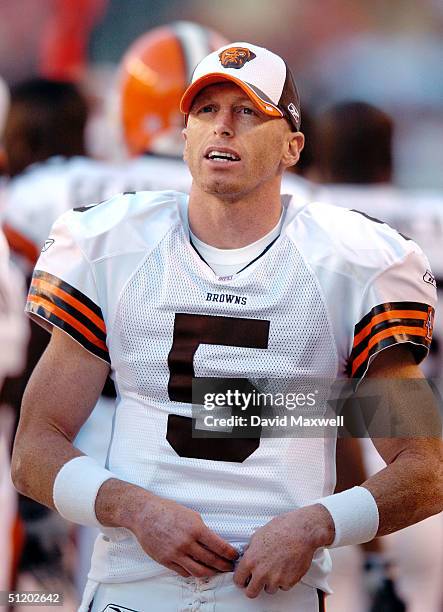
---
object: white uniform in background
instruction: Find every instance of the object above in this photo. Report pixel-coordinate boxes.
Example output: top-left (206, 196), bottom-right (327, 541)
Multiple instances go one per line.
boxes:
top-left (0, 229), bottom-right (28, 592)
top-left (25, 191), bottom-right (435, 610)
top-left (314, 183), bottom-right (443, 612)
top-left (106, 155), bottom-right (192, 195)
top-left (1, 156), bottom-right (118, 277)
top-left (281, 171), bottom-right (317, 203)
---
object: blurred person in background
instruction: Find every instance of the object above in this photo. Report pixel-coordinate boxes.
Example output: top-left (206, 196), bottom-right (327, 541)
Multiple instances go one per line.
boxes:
top-left (0, 228), bottom-right (28, 594)
top-left (0, 75), bottom-right (27, 597)
top-left (107, 21), bottom-right (227, 192)
top-left (1, 78), bottom-right (115, 277)
top-left (313, 100), bottom-right (443, 612)
top-left (313, 101), bottom-right (443, 379)
top-left (0, 78), bottom-right (115, 604)
top-left (283, 105), bottom-right (319, 201)
top-left (0, 75), bottom-right (9, 178)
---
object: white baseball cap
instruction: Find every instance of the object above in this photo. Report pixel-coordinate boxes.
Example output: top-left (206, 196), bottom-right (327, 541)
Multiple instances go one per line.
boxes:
top-left (180, 42), bottom-right (301, 131)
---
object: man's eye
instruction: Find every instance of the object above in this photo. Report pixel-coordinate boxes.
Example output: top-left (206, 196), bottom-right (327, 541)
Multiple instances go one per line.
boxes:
top-left (238, 107), bottom-right (255, 115)
top-left (199, 105), bottom-right (215, 113)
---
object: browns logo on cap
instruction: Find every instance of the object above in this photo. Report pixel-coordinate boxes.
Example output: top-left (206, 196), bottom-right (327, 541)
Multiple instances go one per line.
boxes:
top-left (219, 47), bottom-right (256, 69)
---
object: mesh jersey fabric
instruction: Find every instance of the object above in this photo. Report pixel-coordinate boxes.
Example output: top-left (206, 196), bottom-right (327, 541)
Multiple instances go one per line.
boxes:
top-left (25, 191), bottom-right (436, 589)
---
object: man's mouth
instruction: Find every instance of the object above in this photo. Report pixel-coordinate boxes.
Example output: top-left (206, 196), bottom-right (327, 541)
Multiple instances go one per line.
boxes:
top-left (204, 148), bottom-right (241, 162)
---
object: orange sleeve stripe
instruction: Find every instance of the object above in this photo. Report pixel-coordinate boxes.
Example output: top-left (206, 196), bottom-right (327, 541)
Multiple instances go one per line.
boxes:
top-left (31, 277), bottom-right (106, 333)
top-left (353, 310), bottom-right (428, 348)
top-left (352, 325), bottom-right (428, 375)
top-left (27, 294), bottom-right (108, 352)
top-left (2, 223), bottom-right (39, 265)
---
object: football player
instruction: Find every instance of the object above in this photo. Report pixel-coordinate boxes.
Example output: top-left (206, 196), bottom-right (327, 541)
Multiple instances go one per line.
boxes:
top-left (12, 43), bottom-right (443, 612)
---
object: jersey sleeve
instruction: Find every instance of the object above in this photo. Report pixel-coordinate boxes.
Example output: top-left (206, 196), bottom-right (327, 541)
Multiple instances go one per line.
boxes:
top-left (25, 214), bottom-right (110, 364)
top-left (348, 250), bottom-right (437, 381)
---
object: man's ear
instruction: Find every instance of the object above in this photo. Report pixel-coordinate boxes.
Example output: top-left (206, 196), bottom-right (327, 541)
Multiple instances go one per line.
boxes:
top-left (282, 131), bottom-right (305, 168)
top-left (182, 127), bottom-right (188, 162)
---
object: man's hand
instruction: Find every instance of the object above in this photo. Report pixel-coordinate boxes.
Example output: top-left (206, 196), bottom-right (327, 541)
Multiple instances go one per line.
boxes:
top-left (97, 480), bottom-right (239, 579)
top-left (233, 504), bottom-right (334, 598)
top-left (134, 495), bottom-right (239, 577)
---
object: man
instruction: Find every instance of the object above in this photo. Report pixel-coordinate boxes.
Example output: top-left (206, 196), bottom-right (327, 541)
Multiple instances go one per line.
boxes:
top-left (12, 43), bottom-right (443, 612)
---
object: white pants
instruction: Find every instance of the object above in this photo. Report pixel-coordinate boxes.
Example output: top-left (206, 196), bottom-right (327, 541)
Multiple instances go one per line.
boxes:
top-left (80, 572), bottom-right (325, 612)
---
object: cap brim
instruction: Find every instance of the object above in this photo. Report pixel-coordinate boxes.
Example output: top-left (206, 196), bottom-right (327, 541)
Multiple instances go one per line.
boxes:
top-left (180, 73), bottom-right (283, 118)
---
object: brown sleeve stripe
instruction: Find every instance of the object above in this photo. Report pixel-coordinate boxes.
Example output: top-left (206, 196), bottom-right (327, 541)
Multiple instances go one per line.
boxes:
top-left (351, 334), bottom-right (429, 380)
top-left (349, 302), bottom-right (434, 379)
top-left (27, 294), bottom-right (107, 352)
top-left (351, 325), bottom-right (430, 376)
top-left (3, 223), bottom-right (39, 265)
top-left (354, 301), bottom-right (429, 335)
top-left (26, 270), bottom-right (109, 362)
top-left (353, 309), bottom-right (428, 349)
top-left (26, 299), bottom-right (110, 364)
top-left (33, 270), bottom-right (104, 318)
top-left (30, 276), bottom-right (106, 334)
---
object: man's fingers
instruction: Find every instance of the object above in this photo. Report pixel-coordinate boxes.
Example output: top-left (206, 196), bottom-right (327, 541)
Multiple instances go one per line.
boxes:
top-left (264, 583), bottom-right (279, 594)
top-left (233, 557), bottom-right (252, 588)
top-left (189, 542), bottom-right (235, 572)
top-left (198, 528), bottom-right (239, 561)
top-left (181, 556), bottom-right (219, 578)
top-left (167, 562), bottom-right (191, 578)
top-left (244, 572), bottom-right (266, 599)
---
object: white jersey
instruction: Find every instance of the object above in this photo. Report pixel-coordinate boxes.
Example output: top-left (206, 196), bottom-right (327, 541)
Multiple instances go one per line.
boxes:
top-left (26, 192), bottom-right (436, 589)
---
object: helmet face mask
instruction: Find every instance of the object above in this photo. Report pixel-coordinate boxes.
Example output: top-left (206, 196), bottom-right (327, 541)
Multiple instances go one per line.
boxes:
top-left (119, 22), bottom-right (227, 158)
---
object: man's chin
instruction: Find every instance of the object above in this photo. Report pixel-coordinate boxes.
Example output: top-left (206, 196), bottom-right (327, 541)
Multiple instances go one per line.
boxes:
top-left (202, 179), bottom-right (245, 199)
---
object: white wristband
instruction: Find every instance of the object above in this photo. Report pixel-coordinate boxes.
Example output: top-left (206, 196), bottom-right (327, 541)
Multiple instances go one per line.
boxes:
top-left (53, 456), bottom-right (116, 527)
top-left (315, 486), bottom-right (379, 547)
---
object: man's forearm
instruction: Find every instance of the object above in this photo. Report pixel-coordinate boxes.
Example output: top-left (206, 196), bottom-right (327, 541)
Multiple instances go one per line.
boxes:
top-left (95, 478), bottom-right (157, 529)
top-left (362, 441), bottom-right (443, 536)
top-left (12, 426), bottom-right (154, 532)
top-left (12, 426), bottom-right (83, 509)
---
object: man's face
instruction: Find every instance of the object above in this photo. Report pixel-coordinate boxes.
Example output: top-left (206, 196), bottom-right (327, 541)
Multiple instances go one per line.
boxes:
top-left (183, 82), bottom-right (294, 200)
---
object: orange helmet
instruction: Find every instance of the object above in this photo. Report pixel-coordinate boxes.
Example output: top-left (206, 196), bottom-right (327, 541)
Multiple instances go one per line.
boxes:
top-left (119, 22), bottom-right (227, 157)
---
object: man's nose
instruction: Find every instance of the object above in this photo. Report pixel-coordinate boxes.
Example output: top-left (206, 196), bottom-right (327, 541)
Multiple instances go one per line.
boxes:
top-left (213, 108), bottom-right (234, 137)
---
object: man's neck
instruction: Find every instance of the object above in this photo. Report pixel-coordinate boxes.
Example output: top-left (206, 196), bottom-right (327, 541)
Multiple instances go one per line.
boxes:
top-left (188, 182), bottom-right (283, 249)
